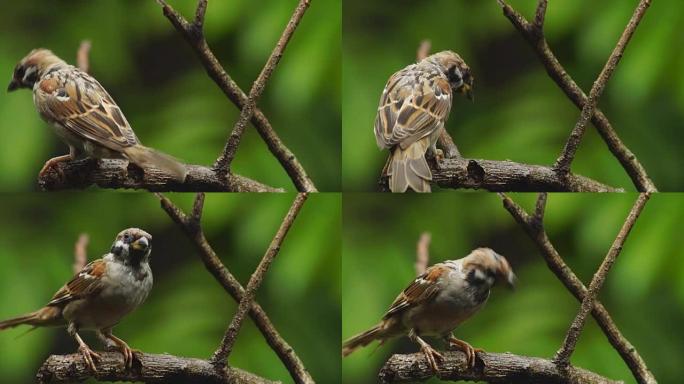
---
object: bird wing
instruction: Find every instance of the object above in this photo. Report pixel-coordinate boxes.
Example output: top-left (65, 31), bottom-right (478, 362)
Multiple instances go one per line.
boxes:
top-left (374, 67), bottom-right (452, 150)
top-left (35, 68), bottom-right (139, 153)
top-left (48, 259), bottom-right (107, 306)
top-left (382, 263), bottom-right (447, 319)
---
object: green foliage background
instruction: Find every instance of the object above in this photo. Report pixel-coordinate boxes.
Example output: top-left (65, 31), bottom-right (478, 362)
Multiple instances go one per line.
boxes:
top-left (0, 0), bottom-right (341, 191)
top-left (0, 193), bottom-right (341, 383)
top-left (343, 0), bottom-right (684, 191)
top-left (342, 193), bottom-right (684, 383)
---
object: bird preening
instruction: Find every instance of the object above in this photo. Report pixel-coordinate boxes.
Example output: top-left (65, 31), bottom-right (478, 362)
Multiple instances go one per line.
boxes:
top-left (0, 228), bottom-right (154, 372)
top-left (375, 50), bottom-right (474, 193)
top-left (342, 248), bottom-right (515, 371)
top-left (8, 48), bottom-right (188, 182)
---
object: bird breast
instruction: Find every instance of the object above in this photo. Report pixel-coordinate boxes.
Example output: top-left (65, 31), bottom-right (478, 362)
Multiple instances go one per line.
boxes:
top-left (402, 268), bottom-right (488, 336)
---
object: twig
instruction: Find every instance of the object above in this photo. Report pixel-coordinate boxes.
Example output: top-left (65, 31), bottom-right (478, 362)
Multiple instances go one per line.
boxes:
top-left (156, 193), bottom-right (314, 384)
top-left (211, 193), bottom-right (309, 368)
top-left (38, 158), bottom-right (283, 192)
top-left (36, 352), bottom-right (279, 384)
top-left (415, 232), bottom-right (431, 276)
top-left (555, 193), bottom-right (650, 366)
top-left (554, 0), bottom-right (652, 175)
top-left (378, 350), bottom-right (622, 384)
top-left (157, 0), bottom-right (317, 192)
top-left (498, 0), bottom-right (656, 192)
top-left (379, 156), bottom-right (620, 192)
top-left (500, 193), bottom-right (656, 384)
top-left (416, 39), bottom-right (431, 61)
top-left (72, 233), bottom-right (89, 274)
top-left (76, 40), bottom-right (91, 72)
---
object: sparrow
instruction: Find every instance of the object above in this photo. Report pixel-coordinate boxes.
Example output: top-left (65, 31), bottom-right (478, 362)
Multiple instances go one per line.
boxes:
top-left (0, 228), bottom-right (154, 372)
top-left (374, 51), bottom-right (473, 193)
top-left (8, 49), bottom-right (187, 182)
top-left (342, 248), bottom-right (515, 371)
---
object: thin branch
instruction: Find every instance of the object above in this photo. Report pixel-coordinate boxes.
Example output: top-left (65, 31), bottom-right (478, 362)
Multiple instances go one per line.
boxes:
top-left (191, 192), bottom-right (205, 226)
top-left (415, 232), bottom-right (431, 276)
top-left (156, 194), bottom-right (314, 384)
top-left (416, 39), bottom-right (431, 61)
top-left (378, 350), bottom-right (621, 384)
top-left (72, 233), bottom-right (89, 274)
top-left (379, 156), bottom-right (620, 192)
top-left (194, 0), bottom-right (207, 29)
top-left (36, 352), bottom-right (278, 384)
top-left (554, 0), bottom-right (652, 174)
top-left (555, 193), bottom-right (650, 366)
top-left (500, 194), bottom-right (656, 384)
top-left (534, 0), bottom-right (548, 30)
top-left (212, 193), bottom-right (309, 367)
top-left (157, 0), bottom-right (317, 192)
top-left (498, 0), bottom-right (656, 192)
top-left (38, 158), bottom-right (283, 192)
top-left (533, 192), bottom-right (547, 226)
top-left (76, 40), bottom-right (91, 72)
top-left (214, 0), bottom-right (311, 173)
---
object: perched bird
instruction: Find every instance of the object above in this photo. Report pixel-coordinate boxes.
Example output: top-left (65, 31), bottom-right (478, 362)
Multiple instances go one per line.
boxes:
top-left (374, 51), bottom-right (473, 193)
top-left (8, 49), bottom-right (187, 181)
top-left (342, 248), bottom-right (515, 371)
top-left (0, 228), bottom-right (154, 372)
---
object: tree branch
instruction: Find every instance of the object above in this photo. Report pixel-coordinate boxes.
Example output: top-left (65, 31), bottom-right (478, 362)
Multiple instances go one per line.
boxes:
top-left (36, 352), bottom-right (279, 384)
top-left (214, 0), bottom-right (312, 174)
top-left (555, 193), bottom-right (650, 365)
top-left (157, 0), bottom-right (317, 192)
top-left (156, 193), bottom-right (314, 384)
top-left (72, 233), bottom-right (89, 274)
top-left (378, 350), bottom-right (622, 384)
top-left (380, 157), bottom-right (620, 192)
top-left (415, 232), bottom-right (431, 276)
top-left (212, 193), bottom-right (308, 367)
top-left (497, 0), bottom-right (656, 192)
top-left (38, 158), bottom-right (283, 192)
top-left (553, 0), bottom-right (652, 175)
top-left (76, 40), bottom-right (91, 72)
top-left (499, 193), bottom-right (656, 384)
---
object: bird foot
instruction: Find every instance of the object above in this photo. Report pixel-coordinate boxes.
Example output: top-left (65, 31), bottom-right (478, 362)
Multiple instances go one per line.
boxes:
top-left (78, 344), bottom-right (101, 372)
top-left (447, 336), bottom-right (482, 368)
top-left (420, 343), bottom-right (444, 372)
top-left (38, 154), bottom-right (73, 180)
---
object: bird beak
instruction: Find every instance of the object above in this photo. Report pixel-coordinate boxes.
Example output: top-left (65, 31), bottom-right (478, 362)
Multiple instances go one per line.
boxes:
top-left (131, 237), bottom-right (149, 251)
top-left (7, 79), bottom-right (19, 92)
top-left (460, 83), bottom-right (473, 101)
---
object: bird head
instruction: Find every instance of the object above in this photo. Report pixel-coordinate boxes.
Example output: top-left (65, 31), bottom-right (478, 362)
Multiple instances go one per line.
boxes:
top-left (427, 50), bottom-right (474, 101)
top-left (110, 228), bottom-right (153, 266)
top-left (462, 247), bottom-right (516, 290)
top-left (8, 48), bottom-right (67, 92)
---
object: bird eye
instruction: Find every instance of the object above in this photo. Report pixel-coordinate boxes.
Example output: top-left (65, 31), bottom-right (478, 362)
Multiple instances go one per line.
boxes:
top-left (123, 233), bottom-right (131, 241)
top-left (447, 66), bottom-right (462, 85)
top-left (15, 65), bottom-right (25, 79)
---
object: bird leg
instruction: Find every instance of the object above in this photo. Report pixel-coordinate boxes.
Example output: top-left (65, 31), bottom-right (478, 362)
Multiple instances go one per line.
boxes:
top-left (68, 323), bottom-right (100, 372)
top-left (408, 329), bottom-right (443, 372)
top-left (99, 329), bottom-right (138, 369)
top-left (445, 334), bottom-right (482, 368)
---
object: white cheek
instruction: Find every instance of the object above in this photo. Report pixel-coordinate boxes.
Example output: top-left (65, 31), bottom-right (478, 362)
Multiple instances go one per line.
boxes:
top-left (23, 66), bottom-right (36, 83)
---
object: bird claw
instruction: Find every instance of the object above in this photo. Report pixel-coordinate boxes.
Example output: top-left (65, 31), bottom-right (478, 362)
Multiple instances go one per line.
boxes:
top-left (78, 344), bottom-right (101, 372)
top-left (38, 154), bottom-right (72, 180)
top-left (448, 337), bottom-right (482, 368)
top-left (420, 343), bottom-right (444, 372)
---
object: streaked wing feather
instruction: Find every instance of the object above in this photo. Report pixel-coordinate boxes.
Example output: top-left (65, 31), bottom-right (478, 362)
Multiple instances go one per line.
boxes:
top-left (382, 264), bottom-right (445, 319)
top-left (47, 259), bottom-right (106, 306)
top-left (37, 69), bottom-right (138, 152)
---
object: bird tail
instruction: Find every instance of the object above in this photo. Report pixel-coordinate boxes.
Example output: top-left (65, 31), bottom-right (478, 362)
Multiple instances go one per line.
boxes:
top-left (124, 145), bottom-right (188, 182)
top-left (0, 307), bottom-right (62, 330)
top-left (387, 138), bottom-right (432, 193)
top-left (342, 324), bottom-right (383, 357)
